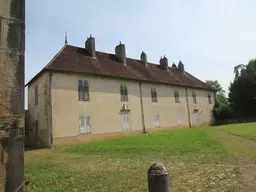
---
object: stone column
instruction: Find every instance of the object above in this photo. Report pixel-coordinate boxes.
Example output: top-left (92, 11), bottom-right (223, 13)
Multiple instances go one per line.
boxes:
top-left (0, 0), bottom-right (25, 191)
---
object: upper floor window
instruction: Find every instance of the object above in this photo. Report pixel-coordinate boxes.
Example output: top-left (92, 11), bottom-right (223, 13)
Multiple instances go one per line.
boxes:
top-left (151, 88), bottom-right (158, 102)
top-left (120, 84), bottom-right (128, 101)
top-left (208, 94), bottom-right (212, 104)
top-left (192, 92), bottom-right (197, 103)
top-left (34, 85), bottom-right (38, 106)
top-left (174, 90), bottom-right (180, 103)
top-left (78, 80), bottom-right (89, 101)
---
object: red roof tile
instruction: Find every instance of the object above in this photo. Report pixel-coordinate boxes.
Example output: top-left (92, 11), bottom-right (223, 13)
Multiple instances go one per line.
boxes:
top-left (26, 45), bottom-right (214, 91)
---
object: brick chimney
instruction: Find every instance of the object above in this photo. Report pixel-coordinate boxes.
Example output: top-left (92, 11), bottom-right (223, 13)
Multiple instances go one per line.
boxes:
top-left (85, 35), bottom-right (96, 59)
top-left (140, 51), bottom-right (148, 66)
top-left (178, 60), bottom-right (185, 73)
top-left (160, 55), bottom-right (169, 71)
top-left (115, 42), bottom-right (126, 65)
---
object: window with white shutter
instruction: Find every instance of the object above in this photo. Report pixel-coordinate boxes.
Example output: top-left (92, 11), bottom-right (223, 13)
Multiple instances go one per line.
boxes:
top-left (154, 114), bottom-right (160, 127)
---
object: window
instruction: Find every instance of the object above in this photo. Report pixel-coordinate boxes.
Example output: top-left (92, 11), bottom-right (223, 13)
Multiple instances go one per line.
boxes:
top-left (154, 114), bottom-right (160, 127)
top-left (123, 115), bottom-right (131, 130)
top-left (34, 85), bottom-right (38, 106)
top-left (208, 94), bottom-right (212, 104)
top-left (120, 84), bottom-right (128, 101)
top-left (177, 113), bottom-right (182, 125)
top-left (192, 92), bottom-right (197, 103)
top-left (79, 115), bottom-right (91, 134)
top-left (174, 90), bottom-right (180, 103)
top-left (151, 88), bottom-right (158, 102)
top-left (78, 80), bottom-right (89, 101)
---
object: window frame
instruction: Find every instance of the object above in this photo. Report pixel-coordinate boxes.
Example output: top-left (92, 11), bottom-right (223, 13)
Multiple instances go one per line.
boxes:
top-left (192, 92), bottom-right (197, 104)
top-left (208, 94), bottom-right (212, 104)
top-left (151, 88), bottom-right (158, 102)
top-left (78, 79), bottom-right (90, 101)
top-left (174, 90), bottom-right (180, 103)
top-left (120, 84), bottom-right (128, 102)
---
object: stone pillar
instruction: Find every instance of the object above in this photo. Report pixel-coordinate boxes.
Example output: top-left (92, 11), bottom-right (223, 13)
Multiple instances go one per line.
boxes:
top-left (148, 163), bottom-right (171, 192)
top-left (0, 0), bottom-right (25, 192)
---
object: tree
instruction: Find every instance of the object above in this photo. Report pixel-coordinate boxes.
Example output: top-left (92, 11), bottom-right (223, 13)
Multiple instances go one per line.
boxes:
top-left (233, 64), bottom-right (246, 80)
top-left (229, 59), bottom-right (256, 117)
top-left (205, 80), bottom-right (231, 120)
top-left (205, 80), bottom-right (225, 96)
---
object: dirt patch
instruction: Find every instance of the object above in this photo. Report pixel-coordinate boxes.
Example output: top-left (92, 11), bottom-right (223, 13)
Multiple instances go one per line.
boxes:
top-left (215, 131), bottom-right (256, 192)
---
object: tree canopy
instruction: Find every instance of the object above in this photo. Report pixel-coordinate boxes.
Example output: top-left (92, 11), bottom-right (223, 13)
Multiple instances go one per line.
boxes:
top-left (229, 59), bottom-right (256, 118)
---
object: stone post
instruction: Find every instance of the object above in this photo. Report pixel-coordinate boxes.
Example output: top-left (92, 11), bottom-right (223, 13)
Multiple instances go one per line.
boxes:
top-left (0, 0), bottom-right (26, 191)
top-left (148, 163), bottom-right (171, 192)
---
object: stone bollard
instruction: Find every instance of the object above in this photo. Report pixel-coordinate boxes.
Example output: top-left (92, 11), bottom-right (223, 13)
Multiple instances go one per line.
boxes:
top-left (148, 163), bottom-right (171, 192)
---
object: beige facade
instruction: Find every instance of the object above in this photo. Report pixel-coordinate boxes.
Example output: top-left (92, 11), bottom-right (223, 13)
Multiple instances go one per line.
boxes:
top-left (27, 71), bottom-right (215, 147)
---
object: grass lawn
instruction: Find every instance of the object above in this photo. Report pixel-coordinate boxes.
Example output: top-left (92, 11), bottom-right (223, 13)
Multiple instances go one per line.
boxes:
top-left (24, 123), bottom-right (256, 192)
top-left (216, 122), bottom-right (256, 140)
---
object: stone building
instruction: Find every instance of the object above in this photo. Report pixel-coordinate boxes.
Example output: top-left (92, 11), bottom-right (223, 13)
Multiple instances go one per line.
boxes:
top-left (26, 36), bottom-right (215, 147)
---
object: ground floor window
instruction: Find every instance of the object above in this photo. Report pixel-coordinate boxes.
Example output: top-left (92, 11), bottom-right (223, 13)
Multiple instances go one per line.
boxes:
top-left (154, 114), bottom-right (160, 127)
top-left (79, 115), bottom-right (91, 134)
top-left (177, 113), bottom-right (182, 125)
top-left (123, 115), bottom-right (131, 130)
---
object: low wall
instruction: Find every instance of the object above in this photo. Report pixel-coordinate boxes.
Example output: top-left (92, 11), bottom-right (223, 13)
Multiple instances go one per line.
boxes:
top-left (215, 118), bottom-right (256, 126)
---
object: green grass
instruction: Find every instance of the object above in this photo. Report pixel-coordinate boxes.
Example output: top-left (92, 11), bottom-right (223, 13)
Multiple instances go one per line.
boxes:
top-left (24, 124), bottom-right (256, 192)
top-left (216, 122), bottom-right (256, 140)
top-left (64, 128), bottom-right (227, 161)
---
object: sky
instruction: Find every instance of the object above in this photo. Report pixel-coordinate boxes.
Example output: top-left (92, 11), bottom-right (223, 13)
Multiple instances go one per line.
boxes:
top-left (25, 0), bottom-right (256, 109)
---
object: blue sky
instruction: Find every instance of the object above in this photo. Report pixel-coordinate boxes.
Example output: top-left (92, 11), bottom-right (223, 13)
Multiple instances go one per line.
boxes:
top-left (25, 0), bottom-right (256, 109)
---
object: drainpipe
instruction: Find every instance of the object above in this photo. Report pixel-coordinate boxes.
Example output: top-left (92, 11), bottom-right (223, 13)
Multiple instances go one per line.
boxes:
top-left (139, 82), bottom-right (146, 134)
top-left (185, 88), bottom-right (192, 128)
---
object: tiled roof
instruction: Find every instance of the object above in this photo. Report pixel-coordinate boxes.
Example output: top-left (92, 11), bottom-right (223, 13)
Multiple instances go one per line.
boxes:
top-left (26, 44), bottom-right (214, 91)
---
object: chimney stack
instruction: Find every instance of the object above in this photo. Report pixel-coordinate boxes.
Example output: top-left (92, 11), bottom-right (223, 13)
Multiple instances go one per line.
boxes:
top-left (85, 35), bottom-right (96, 59)
top-left (178, 60), bottom-right (185, 73)
top-left (159, 55), bottom-right (169, 71)
top-left (115, 42), bottom-right (126, 65)
top-left (140, 51), bottom-right (148, 66)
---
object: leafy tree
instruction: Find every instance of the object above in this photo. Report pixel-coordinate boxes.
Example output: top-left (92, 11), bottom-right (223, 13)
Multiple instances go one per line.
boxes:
top-left (229, 59), bottom-right (256, 117)
top-left (205, 80), bottom-right (231, 120)
top-left (205, 80), bottom-right (225, 96)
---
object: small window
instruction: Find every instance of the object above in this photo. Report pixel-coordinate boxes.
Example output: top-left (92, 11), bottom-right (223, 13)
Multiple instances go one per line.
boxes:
top-left (78, 80), bottom-right (89, 101)
top-left (34, 85), bottom-right (38, 106)
top-left (208, 94), bottom-right (212, 104)
top-left (174, 90), bottom-right (180, 103)
top-left (192, 92), bottom-right (197, 104)
top-left (151, 88), bottom-right (158, 102)
top-left (154, 114), bottom-right (160, 127)
top-left (120, 84), bottom-right (128, 101)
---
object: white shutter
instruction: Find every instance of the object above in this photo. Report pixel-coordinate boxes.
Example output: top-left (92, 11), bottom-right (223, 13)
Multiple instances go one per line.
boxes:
top-left (80, 115), bottom-right (86, 134)
top-left (85, 116), bottom-right (91, 134)
top-left (154, 114), bottom-right (160, 127)
top-left (123, 116), bottom-right (130, 130)
top-left (177, 113), bottom-right (182, 125)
